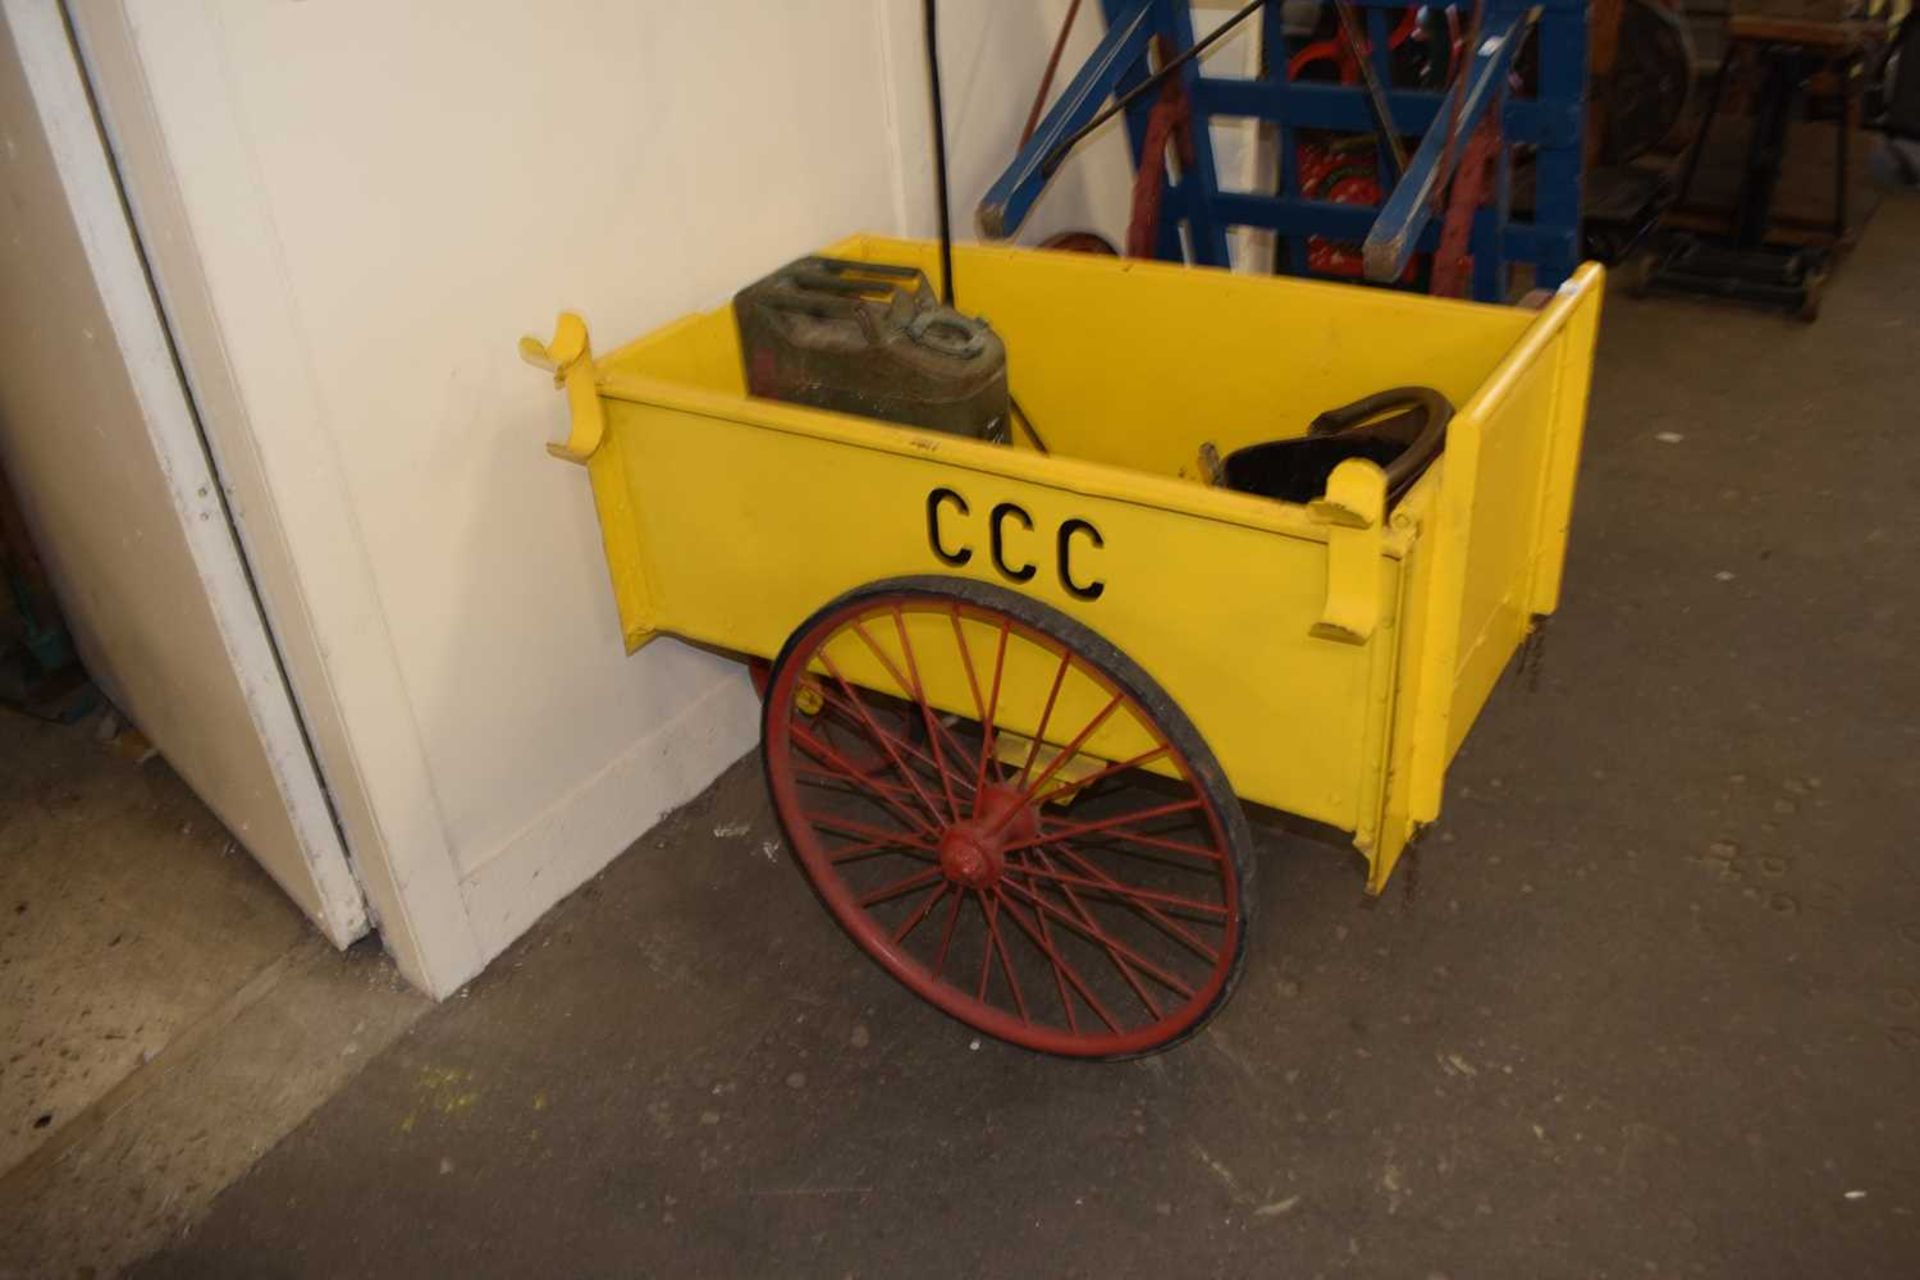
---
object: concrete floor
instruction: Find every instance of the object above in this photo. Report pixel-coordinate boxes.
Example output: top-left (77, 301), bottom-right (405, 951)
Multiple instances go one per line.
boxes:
top-left (80, 198), bottom-right (1920, 1275)
top-left (0, 706), bottom-right (306, 1174)
top-left (0, 708), bottom-right (428, 1277)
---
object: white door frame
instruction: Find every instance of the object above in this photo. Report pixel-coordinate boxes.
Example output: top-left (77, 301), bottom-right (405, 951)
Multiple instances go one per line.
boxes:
top-left (53, 0), bottom-right (489, 994)
top-left (3, 0), bottom-right (368, 943)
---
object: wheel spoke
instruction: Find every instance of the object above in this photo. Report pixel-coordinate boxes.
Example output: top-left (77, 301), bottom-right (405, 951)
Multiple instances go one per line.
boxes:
top-left (1016, 650), bottom-right (1074, 788)
top-left (1044, 841), bottom-right (1220, 964)
top-left (1020, 848), bottom-right (1163, 1020)
top-left (982, 891), bottom-right (1030, 1024)
top-left (1004, 860), bottom-right (1228, 920)
top-left (933, 884), bottom-right (967, 978)
top-left (804, 810), bottom-right (936, 853)
top-left (1003, 690), bottom-right (1124, 819)
top-left (974, 619), bottom-right (1013, 809)
top-left (994, 889), bottom-right (1124, 1033)
top-left (1027, 866), bottom-right (1079, 1033)
top-left (893, 881), bottom-right (950, 944)
top-left (885, 608), bottom-right (966, 823)
top-left (1049, 821), bottom-right (1226, 867)
top-left (949, 605), bottom-right (987, 723)
top-left (848, 613), bottom-right (987, 816)
top-left (812, 685), bottom-right (979, 805)
top-left (792, 724), bottom-right (939, 840)
top-left (1007, 798), bottom-right (1210, 855)
top-left (858, 866), bottom-right (944, 909)
top-left (828, 837), bottom-right (921, 866)
top-left (816, 651), bottom-right (949, 827)
top-left (999, 875), bottom-right (1197, 999)
top-left (793, 762), bottom-right (917, 805)
top-left (851, 617), bottom-right (963, 823)
top-left (1030, 743), bottom-right (1174, 807)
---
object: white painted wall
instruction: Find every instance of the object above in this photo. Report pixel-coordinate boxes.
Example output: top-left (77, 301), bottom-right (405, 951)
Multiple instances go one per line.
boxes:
top-left (64, 0), bottom-right (1131, 995)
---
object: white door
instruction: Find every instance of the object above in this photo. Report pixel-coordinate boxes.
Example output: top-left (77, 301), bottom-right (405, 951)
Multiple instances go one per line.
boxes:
top-left (0, 4), bottom-right (366, 945)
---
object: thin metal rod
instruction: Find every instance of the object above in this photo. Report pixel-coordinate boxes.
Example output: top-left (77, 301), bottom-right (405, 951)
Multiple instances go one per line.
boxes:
top-left (791, 737), bottom-right (934, 837)
top-left (994, 889), bottom-right (1124, 1032)
top-left (1021, 0), bottom-right (1086, 148)
top-left (1006, 862), bottom-right (1230, 919)
top-left (923, 0), bottom-right (956, 305)
top-left (802, 809), bottom-right (936, 852)
top-left (1009, 395), bottom-right (1050, 454)
top-left (1030, 848), bottom-right (1168, 1014)
top-left (858, 866), bottom-right (945, 909)
top-left (1023, 859), bottom-right (1079, 1030)
top-left (1013, 693), bottom-right (1124, 810)
top-left (818, 651), bottom-right (946, 825)
top-left (1031, 743), bottom-right (1172, 806)
top-left (975, 620), bottom-right (1012, 805)
top-left (1333, 0), bottom-right (1408, 179)
top-left (1016, 799), bottom-right (1212, 855)
top-left (889, 608), bottom-right (961, 820)
top-left (1016, 652), bottom-right (1075, 788)
top-left (934, 887), bottom-right (966, 977)
top-left (1042, 0), bottom-right (1271, 177)
top-left (1047, 842), bottom-right (1219, 962)
top-left (1000, 876), bottom-right (1199, 993)
top-left (1049, 821), bottom-right (1222, 864)
top-left (793, 727), bottom-right (941, 840)
top-left (1434, 0), bottom-right (1484, 214)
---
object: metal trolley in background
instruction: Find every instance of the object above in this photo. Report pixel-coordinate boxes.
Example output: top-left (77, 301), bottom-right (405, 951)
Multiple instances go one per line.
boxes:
top-left (980, 0), bottom-right (1591, 303)
top-left (526, 237), bottom-right (1602, 1057)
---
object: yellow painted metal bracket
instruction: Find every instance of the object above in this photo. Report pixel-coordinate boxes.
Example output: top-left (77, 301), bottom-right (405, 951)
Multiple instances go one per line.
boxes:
top-left (1307, 459), bottom-right (1388, 644)
top-left (521, 312), bottom-right (606, 464)
top-left (526, 312), bottom-right (658, 650)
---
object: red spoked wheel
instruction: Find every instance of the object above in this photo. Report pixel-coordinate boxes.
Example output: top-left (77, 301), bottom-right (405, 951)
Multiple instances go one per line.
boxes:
top-left (761, 576), bottom-right (1254, 1058)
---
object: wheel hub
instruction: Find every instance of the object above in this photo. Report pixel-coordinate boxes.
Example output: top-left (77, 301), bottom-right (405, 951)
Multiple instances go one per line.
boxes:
top-left (936, 784), bottom-right (1038, 889)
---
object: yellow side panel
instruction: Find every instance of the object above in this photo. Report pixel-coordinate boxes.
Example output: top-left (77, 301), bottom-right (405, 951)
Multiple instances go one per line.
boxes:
top-left (599, 308), bottom-right (743, 394)
top-left (1530, 281), bottom-right (1604, 615)
top-left (1443, 350), bottom-right (1559, 763)
top-left (604, 400), bottom-right (1395, 831)
top-left (1375, 264), bottom-right (1604, 877)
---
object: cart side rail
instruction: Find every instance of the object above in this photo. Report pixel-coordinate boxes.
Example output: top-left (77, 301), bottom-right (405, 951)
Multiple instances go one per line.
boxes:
top-left (1373, 264), bottom-right (1604, 886)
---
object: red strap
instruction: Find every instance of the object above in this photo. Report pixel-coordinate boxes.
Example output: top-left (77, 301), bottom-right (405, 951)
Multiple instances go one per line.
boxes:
top-left (1126, 75), bottom-right (1194, 259)
top-left (1431, 112), bottom-right (1501, 298)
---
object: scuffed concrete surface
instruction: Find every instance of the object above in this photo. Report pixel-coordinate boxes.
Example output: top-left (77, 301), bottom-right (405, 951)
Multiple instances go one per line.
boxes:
top-left (0, 709), bottom-right (307, 1172)
top-left (0, 710), bottom-right (429, 1278)
top-left (133, 199), bottom-right (1920, 1278)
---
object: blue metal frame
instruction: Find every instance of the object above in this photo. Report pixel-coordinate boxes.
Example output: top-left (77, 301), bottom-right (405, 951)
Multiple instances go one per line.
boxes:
top-left (977, 0), bottom-right (1589, 304)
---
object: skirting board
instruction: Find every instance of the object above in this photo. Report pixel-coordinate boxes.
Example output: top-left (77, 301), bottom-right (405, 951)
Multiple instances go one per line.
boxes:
top-left (455, 666), bottom-right (762, 983)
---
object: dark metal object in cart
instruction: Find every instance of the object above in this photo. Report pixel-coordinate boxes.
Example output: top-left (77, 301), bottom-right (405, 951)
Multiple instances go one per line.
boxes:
top-left (734, 257), bottom-right (1009, 443)
top-left (1220, 386), bottom-right (1453, 505)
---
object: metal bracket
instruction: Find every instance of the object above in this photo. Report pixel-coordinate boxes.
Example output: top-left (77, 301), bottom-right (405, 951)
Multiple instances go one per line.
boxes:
top-left (521, 312), bottom-right (605, 464)
top-left (1307, 458), bottom-right (1388, 644)
top-left (1362, 6), bottom-right (1539, 283)
top-left (976, 0), bottom-right (1157, 239)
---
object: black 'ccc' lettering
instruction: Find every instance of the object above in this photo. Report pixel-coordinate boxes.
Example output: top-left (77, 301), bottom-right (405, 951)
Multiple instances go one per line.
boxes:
top-left (922, 486), bottom-right (1105, 599)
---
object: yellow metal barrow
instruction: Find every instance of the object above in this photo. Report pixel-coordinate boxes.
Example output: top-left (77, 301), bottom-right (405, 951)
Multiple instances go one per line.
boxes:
top-left (528, 237), bottom-right (1602, 1057)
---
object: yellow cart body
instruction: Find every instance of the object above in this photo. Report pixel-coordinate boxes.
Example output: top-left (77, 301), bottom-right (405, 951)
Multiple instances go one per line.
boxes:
top-left (529, 236), bottom-right (1603, 893)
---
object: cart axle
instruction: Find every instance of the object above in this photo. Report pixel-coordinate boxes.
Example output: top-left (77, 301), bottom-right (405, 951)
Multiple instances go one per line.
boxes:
top-left (937, 785), bottom-right (1039, 889)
